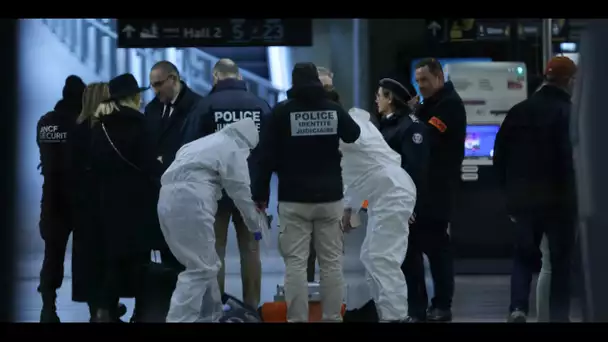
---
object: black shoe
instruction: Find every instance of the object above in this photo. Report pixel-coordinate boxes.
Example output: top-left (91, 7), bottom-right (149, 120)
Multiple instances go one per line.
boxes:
top-left (426, 307), bottom-right (452, 322)
top-left (507, 310), bottom-right (527, 323)
top-left (40, 308), bottom-right (60, 323)
top-left (402, 316), bottom-right (422, 323)
top-left (40, 291), bottom-right (60, 323)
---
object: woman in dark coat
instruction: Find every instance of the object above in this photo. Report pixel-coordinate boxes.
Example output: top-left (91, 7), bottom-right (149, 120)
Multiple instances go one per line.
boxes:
top-left (88, 73), bottom-right (162, 322)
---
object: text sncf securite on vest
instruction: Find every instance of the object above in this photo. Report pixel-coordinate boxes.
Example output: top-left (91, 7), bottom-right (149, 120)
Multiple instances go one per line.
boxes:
top-left (39, 125), bottom-right (68, 142)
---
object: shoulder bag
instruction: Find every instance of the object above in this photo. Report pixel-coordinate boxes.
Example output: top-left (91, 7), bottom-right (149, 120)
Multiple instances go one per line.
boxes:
top-left (101, 122), bottom-right (142, 172)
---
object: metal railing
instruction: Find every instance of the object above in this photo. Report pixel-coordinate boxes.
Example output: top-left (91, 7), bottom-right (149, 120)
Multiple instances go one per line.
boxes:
top-left (40, 18), bottom-right (285, 106)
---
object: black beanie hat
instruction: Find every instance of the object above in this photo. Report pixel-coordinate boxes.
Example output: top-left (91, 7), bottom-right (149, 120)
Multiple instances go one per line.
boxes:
top-left (62, 75), bottom-right (86, 101)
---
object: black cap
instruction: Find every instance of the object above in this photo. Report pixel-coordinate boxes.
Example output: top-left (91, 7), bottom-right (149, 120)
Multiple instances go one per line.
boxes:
top-left (379, 78), bottom-right (412, 103)
top-left (107, 73), bottom-right (149, 101)
top-left (292, 62), bottom-right (322, 87)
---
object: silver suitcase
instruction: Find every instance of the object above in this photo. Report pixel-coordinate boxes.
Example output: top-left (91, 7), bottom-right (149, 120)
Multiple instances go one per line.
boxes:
top-left (274, 282), bottom-right (322, 302)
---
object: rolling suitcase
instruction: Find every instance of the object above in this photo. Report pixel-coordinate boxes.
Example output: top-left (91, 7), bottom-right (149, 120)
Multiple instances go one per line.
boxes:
top-left (260, 282), bottom-right (346, 322)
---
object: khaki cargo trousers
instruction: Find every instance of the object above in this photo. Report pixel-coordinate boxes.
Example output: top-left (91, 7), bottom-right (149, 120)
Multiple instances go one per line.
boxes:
top-left (278, 200), bottom-right (345, 322)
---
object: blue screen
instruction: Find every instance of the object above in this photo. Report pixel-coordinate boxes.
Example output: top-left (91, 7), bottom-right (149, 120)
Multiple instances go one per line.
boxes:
top-left (465, 125), bottom-right (500, 158)
top-left (410, 57), bottom-right (492, 102)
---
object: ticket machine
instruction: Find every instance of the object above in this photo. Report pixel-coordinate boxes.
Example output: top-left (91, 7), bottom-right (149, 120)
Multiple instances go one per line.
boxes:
top-left (444, 61), bottom-right (528, 273)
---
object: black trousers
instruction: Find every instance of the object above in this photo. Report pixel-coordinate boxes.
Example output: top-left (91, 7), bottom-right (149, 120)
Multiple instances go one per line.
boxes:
top-left (94, 253), bottom-right (149, 313)
top-left (401, 217), bottom-right (454, 318)
top-left (509, 210), bottom-right (575, 322)
top-left (38, 181), bottom-right (72, 296)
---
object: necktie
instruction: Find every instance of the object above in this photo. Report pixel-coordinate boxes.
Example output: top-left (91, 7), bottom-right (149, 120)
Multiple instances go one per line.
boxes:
top-left (161, 103), bottom-right (171, 128)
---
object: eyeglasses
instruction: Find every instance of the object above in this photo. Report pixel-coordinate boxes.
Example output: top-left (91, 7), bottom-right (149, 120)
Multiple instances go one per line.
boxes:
top-left (150, 75), bottom-right (174, 89)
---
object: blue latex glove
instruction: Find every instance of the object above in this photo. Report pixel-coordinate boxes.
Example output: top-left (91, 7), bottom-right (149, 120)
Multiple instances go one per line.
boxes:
top-left (253, 232), bottom-right (262, 241)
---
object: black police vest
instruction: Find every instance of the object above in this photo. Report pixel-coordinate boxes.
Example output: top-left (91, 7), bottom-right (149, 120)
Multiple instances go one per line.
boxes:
top-left (212, 109), bottom-right (263, 132)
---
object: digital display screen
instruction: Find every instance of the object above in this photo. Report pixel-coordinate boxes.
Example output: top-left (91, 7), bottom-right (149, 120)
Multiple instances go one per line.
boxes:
top-left (465, 125), bottom-right (500, 158)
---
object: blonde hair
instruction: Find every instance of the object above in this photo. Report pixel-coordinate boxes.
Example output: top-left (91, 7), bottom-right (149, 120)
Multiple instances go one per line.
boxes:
top-left (77, 82), bottom-right (109, 126)
top-left (94, 93), bottom-right (142, 118)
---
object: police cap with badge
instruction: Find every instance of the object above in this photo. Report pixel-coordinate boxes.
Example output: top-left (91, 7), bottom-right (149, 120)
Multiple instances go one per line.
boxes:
top-left (378, 77), bottom-right (413, 109)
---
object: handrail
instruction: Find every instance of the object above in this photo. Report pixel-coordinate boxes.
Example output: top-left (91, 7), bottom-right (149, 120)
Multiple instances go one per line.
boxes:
top-left (40, 18), bottom-right (286, 106)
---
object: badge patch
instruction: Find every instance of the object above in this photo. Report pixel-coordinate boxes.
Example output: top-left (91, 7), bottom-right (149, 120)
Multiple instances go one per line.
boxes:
top-left (428, 116), bottom-right (447, 133)
top-left (412, 133), bottom-right (423, 144)
top-left (290, 111), bottom-right (338, 136)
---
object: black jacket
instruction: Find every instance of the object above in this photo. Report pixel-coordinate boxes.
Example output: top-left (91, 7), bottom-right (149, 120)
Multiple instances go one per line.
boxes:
top-left (251, 83), bottom-right (361, 204)
top-left (91, 106), bottom-right (163, 256)
top-left (182, 78), bottom-right (271, 144)
top-left (414, 81), bottom-right (467, 220)
top-left (36, 99), bottom-right (81, 177)
top-left (379, 110), bottom-right (430, 211)
top-left (144, 81), bottom-right (202, 176)
top-left (493, 85), bottom-right (576, 215)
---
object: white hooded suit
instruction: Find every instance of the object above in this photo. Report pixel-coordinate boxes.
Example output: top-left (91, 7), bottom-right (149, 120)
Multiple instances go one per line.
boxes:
top-left (157, 118), bottom-right (265, 323)
top-left (340, 108), bottom-right (417, 321)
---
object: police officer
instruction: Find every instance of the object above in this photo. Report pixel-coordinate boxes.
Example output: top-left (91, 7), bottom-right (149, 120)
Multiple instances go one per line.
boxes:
top-left (36, 75), bottom-right (85, 322)
top-left (251, 62), bottom-right (360, 322)
top-left (182, 58), bottom-right (271, 309)
top-left (494, 56), bottom-right (577, 323)
top-left (376, 77), bottom-right (430, 322)
top-left (410, 58), bottom-right (467, 322)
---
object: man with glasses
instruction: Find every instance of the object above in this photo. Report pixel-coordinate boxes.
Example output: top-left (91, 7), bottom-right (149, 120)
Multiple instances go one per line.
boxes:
top-left (139, 60), bottom-right (203, 322)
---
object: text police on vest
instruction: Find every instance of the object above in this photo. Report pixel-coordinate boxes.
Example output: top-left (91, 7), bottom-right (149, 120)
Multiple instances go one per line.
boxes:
top-left (214, 110), bottom-right (261, 130)
top-left (290, 111), bottom-right (338, 136)
top-left (39, 125), bottom-right (68, 143)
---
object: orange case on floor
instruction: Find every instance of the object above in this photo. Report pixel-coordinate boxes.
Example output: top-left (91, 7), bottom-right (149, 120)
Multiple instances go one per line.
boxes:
top-left (260, 302), bottom-right (346, 322)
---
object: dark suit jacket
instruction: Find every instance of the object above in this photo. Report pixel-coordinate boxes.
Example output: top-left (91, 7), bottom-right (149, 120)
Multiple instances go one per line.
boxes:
top-left (144, 81), bottom-right (203, 176)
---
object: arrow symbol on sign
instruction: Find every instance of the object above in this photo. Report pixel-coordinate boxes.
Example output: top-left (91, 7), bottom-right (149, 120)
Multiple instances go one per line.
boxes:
top-left (122, 25), bottom-right (136, 39)
top-left (428, 21), bottom-right (441, 37)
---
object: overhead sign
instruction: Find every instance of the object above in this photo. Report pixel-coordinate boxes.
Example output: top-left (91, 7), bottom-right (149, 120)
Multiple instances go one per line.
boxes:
top-left (476, 21), bottom-right (511, 41)
top-left (518, 19), bottom-right (569, 41)
top-left (428, 19), bottom-right (570, 43)
top-left (117, 19), bottom-right (313, 48)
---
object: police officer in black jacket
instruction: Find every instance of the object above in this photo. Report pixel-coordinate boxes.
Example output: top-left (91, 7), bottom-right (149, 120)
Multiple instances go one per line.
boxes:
top-left (376, 77), bottom-right (430, 322)
top-left (494, 56), bottom-right (577, 323)
top-left (251, 62), bottom-right (360, 322)
top-left (36, 75), bottom-right (85, 322)
top-left (411, 58), bottom-right (467, 322)
top-left (182, 58), bottom-right (271, 309)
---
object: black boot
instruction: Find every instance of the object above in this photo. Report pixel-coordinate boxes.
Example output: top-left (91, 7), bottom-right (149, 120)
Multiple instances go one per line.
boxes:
top-left (89, 303), bottom-right (128, 322)
top-left (426, 307), bottom-right (452, 322)
top-left (40, 292), bottom-right (60, 323)
top-left (91, 309), bottom-right (113, 323)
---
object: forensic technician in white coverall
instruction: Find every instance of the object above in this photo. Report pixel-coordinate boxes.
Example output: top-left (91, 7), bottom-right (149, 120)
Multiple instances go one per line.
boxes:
top-left (340, 107), bottom-right (417, 322)
top-left (157, 118), bottom-right (267, 323)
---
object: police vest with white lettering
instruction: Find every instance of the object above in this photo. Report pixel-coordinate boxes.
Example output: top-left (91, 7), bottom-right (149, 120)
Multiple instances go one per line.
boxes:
top-left (213, 110), bottom-right (262, 131)
top-left (289, 110), bottom-right (338, 136)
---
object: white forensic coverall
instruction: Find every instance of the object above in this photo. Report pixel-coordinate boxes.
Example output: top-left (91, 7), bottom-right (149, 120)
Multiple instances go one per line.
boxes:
top-left (340, 108), bottom-right (417, 321)
top-left (157, 118), bottom-right (266, 323)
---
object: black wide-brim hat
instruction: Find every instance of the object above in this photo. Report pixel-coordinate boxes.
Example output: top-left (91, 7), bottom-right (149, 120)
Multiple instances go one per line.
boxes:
top-left (106, 73), bottom-right (149, 101)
